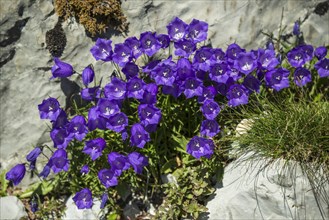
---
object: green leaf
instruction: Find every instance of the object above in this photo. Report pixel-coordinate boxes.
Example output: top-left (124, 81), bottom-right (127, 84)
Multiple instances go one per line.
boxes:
top-left (107, 212), bottom-right (119, 220)
top-left (160, 159), bottom-right (177, 174)
top-left (0, 170), bottom-right (9, 196)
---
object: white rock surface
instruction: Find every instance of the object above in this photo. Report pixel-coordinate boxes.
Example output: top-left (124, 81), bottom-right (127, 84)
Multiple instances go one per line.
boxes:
top-left (0, 196), bottom-right (28, 219)
top-left (205, 153), bottom-right (329, 220)
top-left (62, 195), bottom-right (101, 220)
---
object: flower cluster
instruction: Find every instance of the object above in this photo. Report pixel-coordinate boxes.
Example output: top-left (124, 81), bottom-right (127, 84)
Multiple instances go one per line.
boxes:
top-left (5, 17), bottom-right (328, 211)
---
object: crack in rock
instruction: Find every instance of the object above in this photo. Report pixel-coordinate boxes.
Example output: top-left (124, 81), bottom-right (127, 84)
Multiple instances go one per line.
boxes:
top-left (0, 17), bottom-right (30, 48)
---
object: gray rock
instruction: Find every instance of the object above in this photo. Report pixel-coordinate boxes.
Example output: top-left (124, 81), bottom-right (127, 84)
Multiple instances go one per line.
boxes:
top-left (62, 195), bottom-right (101, 220)
top-left (0, 196), bottom-right (28, 219)
top-left (205, 153), bottom-right (329, 220)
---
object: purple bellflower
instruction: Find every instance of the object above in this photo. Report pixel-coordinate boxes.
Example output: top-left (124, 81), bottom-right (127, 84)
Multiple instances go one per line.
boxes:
top-left (124, 37), bottom-right (142, 59)
top-left (187, 19), bottom-right (208, 43)
top-left (100, 192), bottom-right (108, 209)
top-left (198, 86), bottom-right (216, 103)
top-left (141, 83), bottom-right (158, 104)
top-left (130, 123), bottom-right (150, 148)
top-left (294, 67), bottom-right (312, 87)
top-left (226, 84), bottom-right (249, 107)
top-left (140, 31), bottom-right (161, 56)
top-left (226, 43), bottom-right (245, 63)
top-left (112, 43), bottom-right (132, 67)
top-left (122, 62), bottom-right (139, 79)
top-left (6, 164), bottom-right (26, 186)
top-left (104, 77), bottom-right (126, 100)
top-left (80, 165), bottom-right (89, 174)
top-left (157, 34), bottom-right (170, 48)
top-left (193, 47), bottom-right (213, 71)
top-left (200, 119), bottom-right (220, 138)
top-left (97, 98), bottom-right (120, 119)
top-left (51, 58), bottom-right (74, 78)
top-left (152, 62), bottom-right (177, 87)
top-left (127, 77), bottom-right (146, 99)
top-left (211, 48), bottom-right (226, 63)
top-left (183, 77), bottom-right (203, 98)
top-left (50, 128), bottom-right (72, 149)
top-left (257, 48), bottom-right (279, 70)
top-left (138, 104), bottom-right (161, 132)
top-left (106, 112), bottom-right (128, 133)
top-left (234, 52), bottom-right (257, 75)
top-left (128, 152), bottom-right (149, 174)
top-left (209, 62), bottom-right (230, 83)
top-left (201, 99), bottom-right (221, 120)
top-left (26, 147), bottom-right (42, 162)
top-left (52, 109), bottom-right (69, 129)
top-left (81, 86), bottom-right (101, 101)
top-left (38, 97), bottom-right (61, 121)
top-left (49, 149), bottom-right (69, 174)
top-left (293, 21), bottom-right (300, 35)
top-left (265, 67), bottom-right (290, 91)
top-left (90, 38), bottom-right (113, 61)
top-left (83, 138), bottom-right (106, 161)
top-left (315, 58), bottom-right (329, 78)
top-left (73, 188), bottom-right (93, 209)
top-left (82, 65), bottom-right (95, 86)
top-left (314, 46), bottom-right (327, 60)
top-left (176, 58), bottom-right (195, 81)
top-left (98, 169), bottom-right (118, 188)
top-left (87, 106), bottom-right (107, 131)
top-left (67, 115), bottom-right (88, 141)
top-left (107, 152), bottom-right (131, 176)
top-left (186, 136), bottom-right (214, 159)
top-left (39, 162), bottom-right (51, 178)
top-left (287, 46), bottom-right (307, 68)
top-left (242, 75), bottom-right (261, 94)
top-left (174, 39), bottom-right (196, 57)
top-left (167, 17), bottom-right (188, 42)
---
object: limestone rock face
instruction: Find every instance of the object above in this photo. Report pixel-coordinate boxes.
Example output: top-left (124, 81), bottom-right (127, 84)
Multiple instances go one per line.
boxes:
top-left (0, 196), bottom-right (28, 219)
top-left (205, 154), bottom-right (329, 220)
top-left (0, 0), bottom-right (328, 177)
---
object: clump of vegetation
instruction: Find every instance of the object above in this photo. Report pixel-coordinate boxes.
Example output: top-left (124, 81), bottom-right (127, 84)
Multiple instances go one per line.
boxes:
top-left (54, 0), bottom-right (129, 36)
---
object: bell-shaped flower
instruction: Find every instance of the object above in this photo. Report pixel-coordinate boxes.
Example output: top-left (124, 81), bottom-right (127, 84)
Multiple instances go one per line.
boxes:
top-left (107, 152), bottom-right (130, 176)
top-left (38, 97), bottom-right (61, 121)
top-left (66, 115), bottom-right (88, 141)
top-left (265, 67), bottom-right (290, 91)
top-left (104, 77), bottom-right (126, 100)
top-left (51, 58), bottom-right (74, 78)
top-left (294, 67), bottom-right (312, 87)
top-left (122, 62), bottom-right (139, 79)
top-left (127, 77), bottom-right (145, 99)
top-left (140, 31), bottom-right (161, 56)
top-left (315, 58), bottom-right (329, 78)
top-left (90, 38), bottom-right (113, 61)
top-left (166, 17), bottom-right (188, 42)
top-left (201, 99), bottom-right (220, 120)
top-left (200, 119), bottom-right (220, 138)
top-left (82, 65), bottom-right (95, 86)
top-left (186, 19), bottom-right (208, 43)
top-left (186, 136), bottom-right (214, 159)
top-left (97, 98), bottom-right (120, 119)
top-left (6, 164), bottom-right (26, 186)
top-left (50, 127), bottom-right (72, 149)
top-left (130, 123), bottom-right (150, 148)
top-left (83, 138), bottom-right (106, 161)
top-left (128, 152), bottom-right (149, 174)
top-left (98, 169), bottom-right (118, 188)
top-left (73, 188), bottom-right (93, 209)
top-left (226, 84), bottom-right (249, 107)
top-left (49, 149), bottom-right (69, 173)
top-left (124, 36), bottom-right (142, 59)
top-left (87, 106), bottom-right (107, 131)
top-left (234, 52), bottom-right (257, 75)
top-left (314, 46), bottom-right (327, 60)
top-left (183, 77), bottom-right (203, 98)
top-left (112, 43), bottom-right (132, 67)
top-left (174, 39), bottom-right (196, 57)
top-left (81, 86), bottom-right (101, 101)
top-left (106, 112), bottom-right (128, 133)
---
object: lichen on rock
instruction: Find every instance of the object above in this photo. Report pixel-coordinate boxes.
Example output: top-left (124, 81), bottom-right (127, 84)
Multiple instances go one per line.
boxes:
top-left (54, 0), bottom-right (129, 36)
